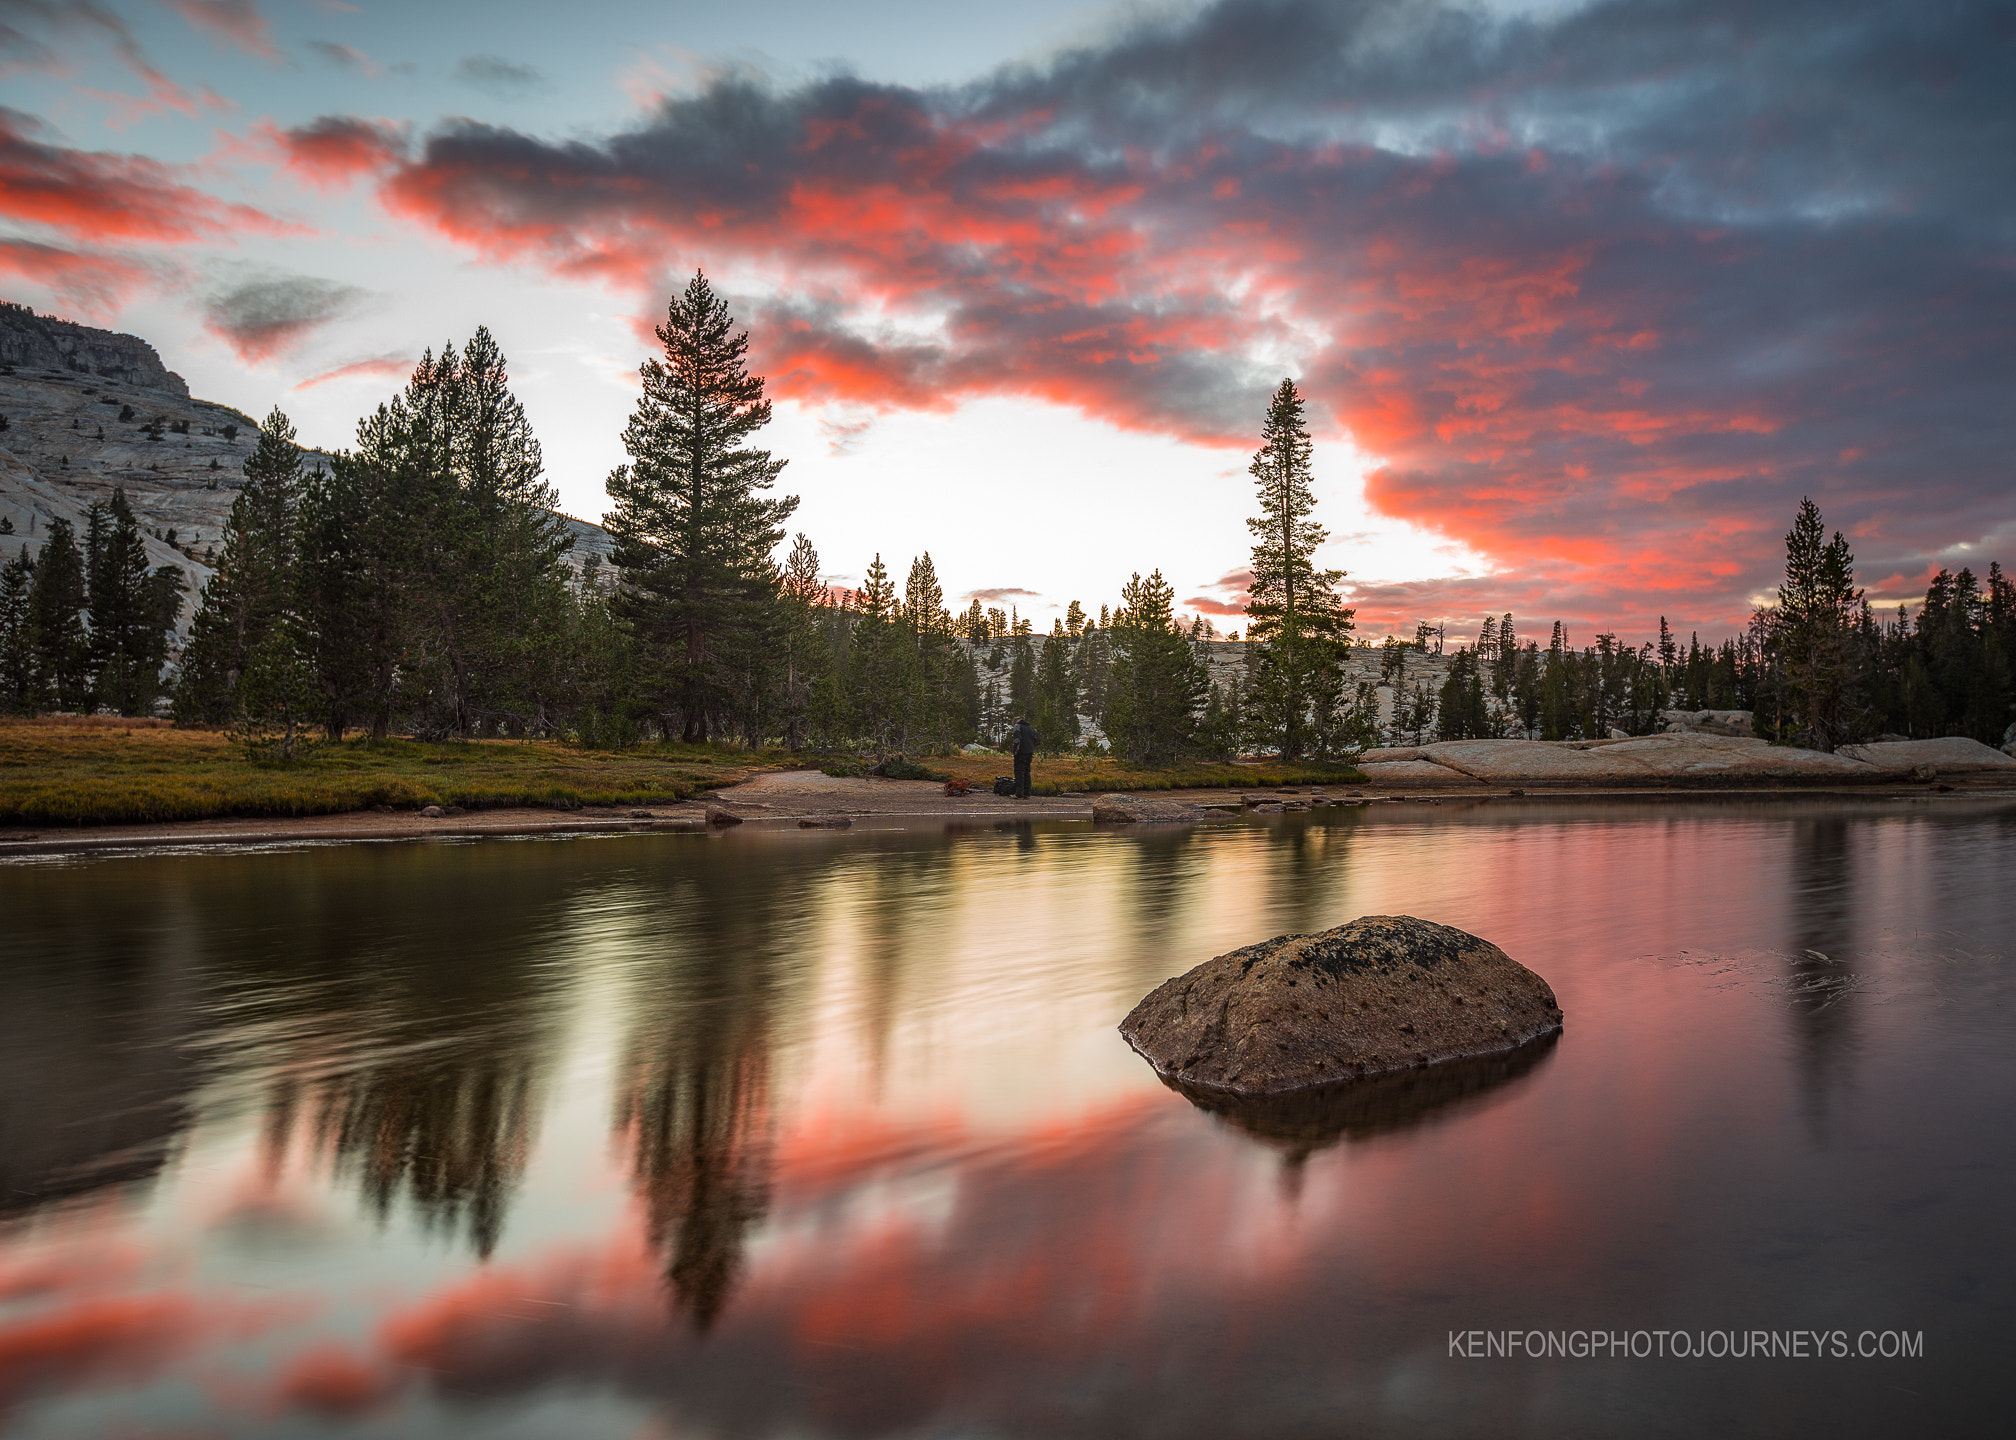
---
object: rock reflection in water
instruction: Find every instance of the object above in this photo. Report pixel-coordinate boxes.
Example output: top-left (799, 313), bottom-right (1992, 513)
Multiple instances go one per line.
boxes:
top-left (1161, 1034), bottom-right (1558, 1167)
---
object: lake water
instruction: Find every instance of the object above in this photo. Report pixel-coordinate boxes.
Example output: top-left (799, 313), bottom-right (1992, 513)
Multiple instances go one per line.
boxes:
top-left (2, 801), bottom-right (2011, 1438)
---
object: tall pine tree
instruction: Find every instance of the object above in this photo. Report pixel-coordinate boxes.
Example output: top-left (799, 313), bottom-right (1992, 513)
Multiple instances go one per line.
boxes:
top-left (176, 409), bottom-right (306, 722)
top-left (1243, 380), bottom-right (1354, 759)
top-left (352, 331), bottom-right (571, 736)
top-left (605, 273), bottom-right (798, 742)
top-left (1761, 497), bottom-right (1861, 750)
top-left (849, 554), bottom-right (903, 759)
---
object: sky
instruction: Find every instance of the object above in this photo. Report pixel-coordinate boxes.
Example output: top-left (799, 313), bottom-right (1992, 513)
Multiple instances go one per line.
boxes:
top-left (3, 0), bottom-right (2011, 641)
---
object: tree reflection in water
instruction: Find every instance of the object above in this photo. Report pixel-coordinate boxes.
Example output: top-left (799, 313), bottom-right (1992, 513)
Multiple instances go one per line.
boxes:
top-left (265, 1057), bottom-right (535, 1258)
top-left (1782, 816), bottom-right (1859, 1140)
top-left (200, 843), bottom-right (581, 1258)
top-left (615, 919), bottom-right (782, 1332)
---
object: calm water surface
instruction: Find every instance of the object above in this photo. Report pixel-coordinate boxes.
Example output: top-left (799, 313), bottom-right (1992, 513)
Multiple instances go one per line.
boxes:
top-left (2, 801), bottom-right (2012, 1438)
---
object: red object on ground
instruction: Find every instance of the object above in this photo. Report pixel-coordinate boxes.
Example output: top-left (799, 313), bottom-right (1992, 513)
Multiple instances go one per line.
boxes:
top-left (945, 778), bottom-right (971, 796)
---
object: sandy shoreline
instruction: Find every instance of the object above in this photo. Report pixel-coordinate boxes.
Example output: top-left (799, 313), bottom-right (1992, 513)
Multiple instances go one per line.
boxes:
top-left (3, 768), bottom-right (2012, 857)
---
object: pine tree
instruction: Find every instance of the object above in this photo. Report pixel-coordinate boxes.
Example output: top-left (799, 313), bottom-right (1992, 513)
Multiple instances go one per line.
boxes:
top-left (1243, 379), bottom-right (1354, 759)
top-left (235, 611), bottom-right (321, 762)
top-left (604, 273), bottom-right (798, 742)
top-left (0, 549), bottom-right (33, 714)
top-left (443, 327), bottom-right (573, 731)
top-left (84, 489), bottom-right (160, 714)
top-left (900, 553), bottom-right (955, 751)
top-left (1436, 648), bottom-right (1490, 739)
top-left (849, 554), bottom-right (902, 759)
top-left (177, 409), bottom-right (308, 722)
top-left (1105, 570), bottom-right (1207, 764)
top-left (1007, 631), bottom-right (1035, 727)
top-left (1763, 497), bottom-right (1861, 750)
top-left (26, 517), bottom-right (90, 710)
top-left (776, 533), bottom-right (828, 751)
top-left (352, 333), bottom-right (572, 736)
top-left (296, 453), bottom-right (411, 740)
top-left (1033, 621), bottom-right (1079, 752)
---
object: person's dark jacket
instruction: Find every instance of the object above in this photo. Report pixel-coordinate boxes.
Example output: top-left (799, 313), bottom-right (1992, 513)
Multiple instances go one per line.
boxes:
top-left (1012, 720), bottom-right (1039, 756)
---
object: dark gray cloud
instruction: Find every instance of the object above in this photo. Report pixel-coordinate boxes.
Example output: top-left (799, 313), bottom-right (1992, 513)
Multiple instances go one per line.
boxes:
top-left (454, 53), bottom-right (545, 99)
top-left (201, 274), bottom-right (367, 362)
top-left (368, 0), bottom-right (2016, 633)
top-left (307, 38), bottom-right (377, 76)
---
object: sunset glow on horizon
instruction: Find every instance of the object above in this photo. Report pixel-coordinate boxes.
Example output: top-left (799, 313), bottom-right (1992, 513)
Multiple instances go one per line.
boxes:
top-left (3, 0), bottom-right (2009, 639)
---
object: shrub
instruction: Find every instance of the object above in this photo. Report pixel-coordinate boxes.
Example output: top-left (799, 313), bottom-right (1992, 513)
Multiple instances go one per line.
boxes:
top-left (871, 756), bottom-right (949, 781)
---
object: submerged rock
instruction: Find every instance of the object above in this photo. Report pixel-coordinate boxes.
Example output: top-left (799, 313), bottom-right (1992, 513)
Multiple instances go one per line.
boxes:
top-left (704, 806), bottom-right (742, 827)
top-left (1120, 915), bottom-right (1562, 1095)
top-left (1091, 793), bottom-right (1208, 823)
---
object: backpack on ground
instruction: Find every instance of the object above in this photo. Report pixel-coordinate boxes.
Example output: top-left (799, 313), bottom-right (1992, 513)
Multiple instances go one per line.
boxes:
top-left (993, 776), bottom-right (1016, 796)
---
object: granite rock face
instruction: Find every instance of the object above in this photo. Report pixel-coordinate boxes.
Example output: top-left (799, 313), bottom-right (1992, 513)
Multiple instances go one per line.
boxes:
top-left (1417, 739), bottom-right (1651, 784)
top-left (1120, 915), bottom-right (1563, 1095)
top-left (1660, 708), bottom-right (1756, 737)
top-left (1, 304), bottom-right (188, 397)
top-left (1355, 758), bottom-right (1480, 786)
top-left (1837, 737), bottom-right (2016, 774)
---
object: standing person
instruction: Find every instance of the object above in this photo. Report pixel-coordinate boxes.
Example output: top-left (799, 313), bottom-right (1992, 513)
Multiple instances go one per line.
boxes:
top-left (1011, 714), bottom-right (1039, 799)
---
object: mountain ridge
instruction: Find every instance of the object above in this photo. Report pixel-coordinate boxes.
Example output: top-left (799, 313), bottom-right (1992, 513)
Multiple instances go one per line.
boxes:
top-left (0, 305), bottom-right (612, 637)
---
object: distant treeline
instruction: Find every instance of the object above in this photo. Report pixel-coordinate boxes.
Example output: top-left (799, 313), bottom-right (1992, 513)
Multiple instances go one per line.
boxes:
top-left (2, 281), bottom-right (2008, 761)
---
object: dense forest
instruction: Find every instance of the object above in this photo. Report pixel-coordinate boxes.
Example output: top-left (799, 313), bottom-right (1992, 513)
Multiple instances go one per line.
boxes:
top-left (1, 275), bottom-right (2009, 761)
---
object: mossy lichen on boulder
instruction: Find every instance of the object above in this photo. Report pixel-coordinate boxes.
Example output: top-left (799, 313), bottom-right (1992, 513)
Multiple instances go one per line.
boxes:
top-left (1120, 915), bottom-right (1562, 1095)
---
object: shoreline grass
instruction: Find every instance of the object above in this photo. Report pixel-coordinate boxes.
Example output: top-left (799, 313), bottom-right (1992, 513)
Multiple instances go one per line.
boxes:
top-left (0, 719), bottom-right (776, 827)
top-left (1, 720), bottom-right (1365, 828)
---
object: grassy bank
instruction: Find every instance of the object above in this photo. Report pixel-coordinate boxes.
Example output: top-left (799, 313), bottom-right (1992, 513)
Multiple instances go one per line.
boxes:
top-left (0, 717), bottom-right (774, 826)
top-left (1, 719), bottom-right (1366, 827)
top-left (930, 751), bottom-right (1367, 796)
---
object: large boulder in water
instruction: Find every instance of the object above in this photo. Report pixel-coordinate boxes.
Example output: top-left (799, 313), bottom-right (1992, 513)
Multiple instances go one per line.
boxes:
top-left (1119, 915), bottom-right (1562, 1095)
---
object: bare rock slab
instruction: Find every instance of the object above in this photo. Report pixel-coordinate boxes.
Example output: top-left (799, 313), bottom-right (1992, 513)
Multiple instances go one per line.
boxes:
top-left (1120, 915), bottom-right (1563, 1095)
top-left (1356, 758), bottom-right (1481, 787)
top-left (1837, 736), bottom-right (2016, 774)
top-left (1091, 793), bottom-right (1211, 823)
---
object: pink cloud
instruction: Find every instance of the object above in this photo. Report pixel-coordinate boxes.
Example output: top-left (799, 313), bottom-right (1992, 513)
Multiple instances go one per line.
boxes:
top-left (166, 0), bottom-right (278, 60)
top-left (291, 355), bottom-right (416, 390)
